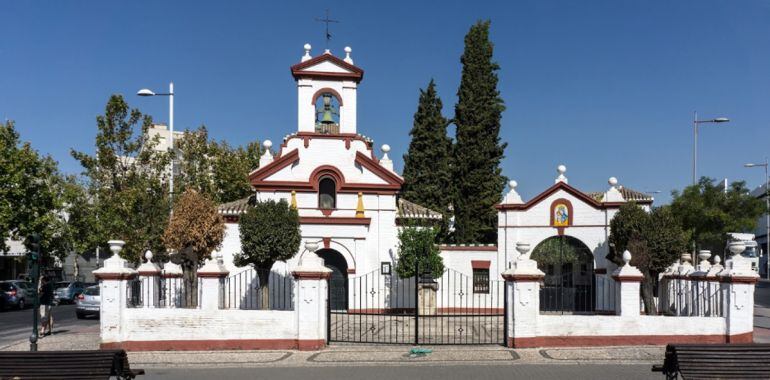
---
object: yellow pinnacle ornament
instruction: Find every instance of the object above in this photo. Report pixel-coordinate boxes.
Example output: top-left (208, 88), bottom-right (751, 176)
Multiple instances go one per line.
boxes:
top-left (355, 192), bottom-right (365, 218)
top-left (291, 190), bottom-right (297, 209)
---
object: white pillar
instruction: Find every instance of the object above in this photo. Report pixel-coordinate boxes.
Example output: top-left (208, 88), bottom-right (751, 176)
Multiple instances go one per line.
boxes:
top-left (292, 245), bottom-right (332, 350)
top-left (197, 252), bottom-right (229, 311)
top-left (92, 240), bottom-right (137, 348)
top-left (502, 242), bottom-right (544, 348)
top-left (611, 250), bottom-right (644, 317)
top-left (136, 250), bottom-right (161, 308)
top-left (720, 255), bottom-right (759, 342)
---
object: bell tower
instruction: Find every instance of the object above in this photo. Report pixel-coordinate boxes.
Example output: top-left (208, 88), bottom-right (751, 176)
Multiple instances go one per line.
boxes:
top-left (291, 44), bottom-right (364, 134)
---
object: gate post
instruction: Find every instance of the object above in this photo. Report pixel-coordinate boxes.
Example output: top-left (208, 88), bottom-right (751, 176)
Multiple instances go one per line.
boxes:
top-left (293, 244), bottom-right (332, 350)
top-left (720, 242), bottom-right (759, 343)
top-left (93, 240), bottom-right (137, 348)
top-left (502, 242), bottom-right (544, 348)
top-left (610, 250), bottom-right (644, 317)
top-left (197, 252), bottom-right (229, 310)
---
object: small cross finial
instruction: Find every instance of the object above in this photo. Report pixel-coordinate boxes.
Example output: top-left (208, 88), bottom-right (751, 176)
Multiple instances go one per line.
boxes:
top-left (315, 9), bottom-right (339, 50)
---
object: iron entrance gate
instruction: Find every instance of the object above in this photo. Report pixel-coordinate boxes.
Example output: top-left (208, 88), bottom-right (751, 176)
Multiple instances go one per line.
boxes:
top-left (327, 268), bottom-right (507, 345)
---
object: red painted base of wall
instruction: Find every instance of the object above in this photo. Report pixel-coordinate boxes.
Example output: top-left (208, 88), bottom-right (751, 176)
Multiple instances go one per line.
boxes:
top-left (101, 339), bottom-right (326, 351)
top-left (508, 332), bottom-right (753, 348)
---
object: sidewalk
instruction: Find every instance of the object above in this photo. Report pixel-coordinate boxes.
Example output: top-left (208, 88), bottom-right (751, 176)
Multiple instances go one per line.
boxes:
top-left (0, 327), bottom-right (665, 368)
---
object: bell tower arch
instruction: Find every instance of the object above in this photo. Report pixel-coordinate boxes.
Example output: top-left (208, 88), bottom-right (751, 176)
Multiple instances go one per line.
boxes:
top-left (291, 44), bottom-right (364, 135)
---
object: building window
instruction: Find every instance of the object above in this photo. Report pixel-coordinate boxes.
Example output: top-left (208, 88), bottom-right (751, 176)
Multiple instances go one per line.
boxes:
top-left (473, 268), bottom-right (490, 294)
top-left (318, 176), bottom-right (336, 209)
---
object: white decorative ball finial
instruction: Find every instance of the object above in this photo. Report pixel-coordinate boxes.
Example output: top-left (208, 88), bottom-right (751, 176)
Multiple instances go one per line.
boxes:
top-left (344, 46), bottom-right (352, 54)
top-left (381, 144), bottom-right (390, 153)
top-left (555, 165), bottom-right (568, 183)
top-left (144, 250), bottom-right (153, 263)
top-left (608, 177), bottom-right (618, 186)
top-left (622, 250), bottom-right (632, 266)
top-left (301, 43), bottom-right (312, 62)
top-left (343, 46), bottom-right (353, 64)
top-left (509, 180), bottom-right (517, 189)
top-left (263, 140), bottom-right (272, 149)
top-left (714, 255), bottom-right (721, 265)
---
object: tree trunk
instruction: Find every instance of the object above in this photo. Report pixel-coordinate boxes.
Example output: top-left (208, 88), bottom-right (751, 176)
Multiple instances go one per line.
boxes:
top-left (257, 267), bottom-right (270, 310)
top-left (640, 271), bottom-right (657, 315)
top-left (183, 262), bottom-right (198, 308)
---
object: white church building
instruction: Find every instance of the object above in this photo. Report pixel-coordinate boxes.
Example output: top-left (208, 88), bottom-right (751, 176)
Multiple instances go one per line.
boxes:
top-left (96, 43), bottom-right (758, 351)
top-left (214, 44), bottom-right (655, 316)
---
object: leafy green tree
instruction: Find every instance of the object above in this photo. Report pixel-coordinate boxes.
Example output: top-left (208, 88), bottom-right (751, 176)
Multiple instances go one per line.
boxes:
top-left (175, 126), bottom-right (262, 203)
top-left (163, 189), bottom-right (225, 304)
top-left (71, 95), bottom-right (172, 263)
top-left (531, 237), bottom-right (584, 266)
top-left (452, 20), bottom-right (507, 244)
top-left (395, 227), bottom-right (445, 279)
top-left (670, 177), bottom-right (764, 256)
top-left (235, 199), bottom-right (301, 309)
top-left (608, 203), bottom-right (689, 314)
top-left (402, 80), bottom-right (453, 241)
top-left (0, 120), bottom-right (68, 263)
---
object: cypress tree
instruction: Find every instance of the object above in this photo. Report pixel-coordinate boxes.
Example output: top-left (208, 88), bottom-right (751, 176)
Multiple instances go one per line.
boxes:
top-left (401, 80), bottom-right (452, 240)
top-left (452, 20), bottom-right (507, 244)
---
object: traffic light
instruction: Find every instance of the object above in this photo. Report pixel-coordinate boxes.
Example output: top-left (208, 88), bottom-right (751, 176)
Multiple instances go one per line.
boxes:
top-left (28, 233), bottom-right (41, 262)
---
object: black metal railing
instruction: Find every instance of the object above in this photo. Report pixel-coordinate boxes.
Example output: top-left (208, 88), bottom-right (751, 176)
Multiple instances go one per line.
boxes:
top-left (158, 277), bottom-right (201, 308)
top-left (328, 268), bottom-right (506, 345)
top-left (221, 267), bottom-right (294, 310)
top-left (540, 271), bottom-right (605, 315)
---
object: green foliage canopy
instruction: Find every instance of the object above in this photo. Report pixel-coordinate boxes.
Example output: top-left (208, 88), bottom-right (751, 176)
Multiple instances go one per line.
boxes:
top-left (452, 20), bottom-right (507, 244)
top-left (669, 177), bottom-right (764, 256)
top-left (235, 199), bottom-right (301, 269)
top-left (395, 227), bottom-right (445, 278)
top-left (401, 80), bottom-right (453, 241)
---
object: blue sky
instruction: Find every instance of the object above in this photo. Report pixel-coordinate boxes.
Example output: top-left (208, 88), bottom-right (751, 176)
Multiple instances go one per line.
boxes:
top-left (2, 1), bottom-right (769, 203)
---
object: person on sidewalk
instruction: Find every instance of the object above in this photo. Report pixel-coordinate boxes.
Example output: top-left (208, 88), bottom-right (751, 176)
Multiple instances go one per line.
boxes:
top-left (38, 275), bottom-right (54, 336)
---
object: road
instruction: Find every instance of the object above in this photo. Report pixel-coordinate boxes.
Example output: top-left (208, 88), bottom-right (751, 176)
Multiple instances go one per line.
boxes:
top-left (0, 304), bottom-right (98, 348)
top-left (143, 364), bottom-right (657, 379)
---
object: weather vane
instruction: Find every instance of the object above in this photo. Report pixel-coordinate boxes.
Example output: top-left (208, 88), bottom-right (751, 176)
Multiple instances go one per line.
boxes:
top-left (315, 9), bottom-right (339, 49)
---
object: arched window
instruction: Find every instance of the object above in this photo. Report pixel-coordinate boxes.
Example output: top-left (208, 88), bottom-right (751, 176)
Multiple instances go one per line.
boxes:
top-left (319, 176), bottom-right (336, 209)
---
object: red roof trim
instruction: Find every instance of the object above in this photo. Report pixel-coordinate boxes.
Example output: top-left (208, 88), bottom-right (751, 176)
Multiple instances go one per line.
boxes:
top-left (471, 260), bottom-right (491, 269)
top-left (248, 149), bottom-right (299, 182)
top-left (290, 54), bottom-right (364, 83)
top-left (354, 151), bottom-right (404, 185)
top-left (497, 181), bottom-right (615, 211)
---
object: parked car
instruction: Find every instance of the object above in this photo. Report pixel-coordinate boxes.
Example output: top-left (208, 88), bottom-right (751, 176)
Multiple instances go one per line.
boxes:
top-left (0, 280), bottom-right (35, 310)
top-left (75, 285), bottom-right (100, 319)
top-left (54, 281), bottom-right (94, 304)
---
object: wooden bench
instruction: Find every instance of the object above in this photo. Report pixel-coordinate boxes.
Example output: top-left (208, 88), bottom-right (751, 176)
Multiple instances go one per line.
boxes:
top-left (0, 349), bottom-right (144, 379)
top-left (652, 343), bottom-right (770, 379)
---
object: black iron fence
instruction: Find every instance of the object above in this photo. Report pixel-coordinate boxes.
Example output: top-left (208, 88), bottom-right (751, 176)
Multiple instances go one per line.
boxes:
top-left (540, 272), bottom-right (616, 315)
top-left (221, 267), bottom-right (294, 310)
top-left (328, 268), bottom-right (506, 345)
top-left (126, 276), bottom-right (201, 309)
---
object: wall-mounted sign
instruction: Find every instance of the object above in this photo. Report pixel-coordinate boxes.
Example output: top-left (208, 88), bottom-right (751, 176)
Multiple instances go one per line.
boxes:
top-left (381, 262), bottom-right (392, 275)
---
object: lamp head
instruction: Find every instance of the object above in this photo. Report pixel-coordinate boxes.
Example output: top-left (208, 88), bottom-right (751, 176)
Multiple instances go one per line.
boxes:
top-left (137, 88), bottom-right (155, 97)
top-left (713, 117), bottom-right (730, 123)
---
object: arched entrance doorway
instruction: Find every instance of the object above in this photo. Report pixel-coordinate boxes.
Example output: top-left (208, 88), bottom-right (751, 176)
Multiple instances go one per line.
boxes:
top-left (317, 248), bottom-right (348, 310)
top-left (532, 236), bottom-right (595, 314)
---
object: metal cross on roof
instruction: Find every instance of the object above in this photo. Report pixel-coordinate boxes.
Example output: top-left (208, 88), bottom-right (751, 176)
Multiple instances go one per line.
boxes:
top-left (315, 9), bottom-right (339, 49)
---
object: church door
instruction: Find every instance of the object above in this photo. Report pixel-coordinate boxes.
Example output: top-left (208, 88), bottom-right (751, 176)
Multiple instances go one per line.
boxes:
top-left (317, 249), bottom-right (348, 310)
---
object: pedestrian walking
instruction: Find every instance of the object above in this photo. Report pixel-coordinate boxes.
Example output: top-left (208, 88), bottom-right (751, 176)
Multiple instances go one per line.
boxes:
top-left (38, 275), bottom-right (54, 336)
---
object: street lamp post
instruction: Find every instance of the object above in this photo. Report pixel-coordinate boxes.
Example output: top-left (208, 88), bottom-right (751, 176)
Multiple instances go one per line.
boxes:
top-left (692, 111), bottom-right (730, 185)
top-left (744, 158), bottom-right (770, 279)
top-left (137, 82), bottom-right (175, 204)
